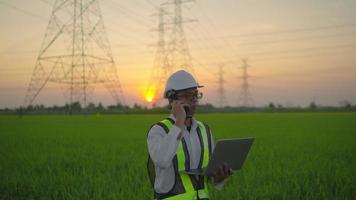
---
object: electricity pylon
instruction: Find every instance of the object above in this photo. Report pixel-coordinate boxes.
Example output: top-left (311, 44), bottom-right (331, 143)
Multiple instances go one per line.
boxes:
top-left (237, 58), bottom-right (254, 107)
top-left (217, 64), bottom-right (226, 107)
top-left (162, 0), bottom-right (196, 74)
top-left (147, 0), bottom-right (196, 106)
top-left (24, 0), bottom-right (124, 111)
top-left (146, 7), bottom-right (170, 105)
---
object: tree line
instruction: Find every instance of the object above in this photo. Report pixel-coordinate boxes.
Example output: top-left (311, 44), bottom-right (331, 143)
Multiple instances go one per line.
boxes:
top-left (0, 100), bottom-right (355, 115)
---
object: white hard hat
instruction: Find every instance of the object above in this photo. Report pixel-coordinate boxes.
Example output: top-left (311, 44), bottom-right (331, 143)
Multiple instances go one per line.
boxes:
top-left (164, 70), bottom-right (203, 98)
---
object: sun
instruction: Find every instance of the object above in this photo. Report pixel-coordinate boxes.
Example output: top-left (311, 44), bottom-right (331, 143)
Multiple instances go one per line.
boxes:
top-left (144, 89), bottom-right (155, 103)
top-left (145, 94), bottom-right (154, 103)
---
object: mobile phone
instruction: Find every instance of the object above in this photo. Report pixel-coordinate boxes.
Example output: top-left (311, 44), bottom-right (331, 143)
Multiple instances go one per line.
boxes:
top-left (173, 95), bottom-right (191, 118)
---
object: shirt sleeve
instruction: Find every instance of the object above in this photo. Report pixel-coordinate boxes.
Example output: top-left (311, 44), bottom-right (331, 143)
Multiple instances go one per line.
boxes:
top-left (147, 124), bottom-right (182, 169)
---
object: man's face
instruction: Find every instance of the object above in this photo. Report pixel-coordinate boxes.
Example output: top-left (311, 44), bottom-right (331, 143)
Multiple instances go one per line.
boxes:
top-left (175, 88), bottom-right (203, 115)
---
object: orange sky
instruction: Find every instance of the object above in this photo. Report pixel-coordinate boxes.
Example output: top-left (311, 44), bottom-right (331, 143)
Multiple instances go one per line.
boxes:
top-left (0, 0), bottom-right (356, 108)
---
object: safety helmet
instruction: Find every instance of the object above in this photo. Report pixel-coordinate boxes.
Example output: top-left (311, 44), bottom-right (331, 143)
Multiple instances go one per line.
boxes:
top-left (164, 70), bottom-right (203, 98)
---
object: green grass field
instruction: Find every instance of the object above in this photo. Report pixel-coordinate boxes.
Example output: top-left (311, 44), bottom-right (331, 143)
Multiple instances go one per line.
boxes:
top-left (0, 113), bottom-right (355, 199)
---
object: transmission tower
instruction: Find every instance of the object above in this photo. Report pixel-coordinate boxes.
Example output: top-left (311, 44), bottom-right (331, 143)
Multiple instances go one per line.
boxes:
top-left (146, 0), bottom-right (196, 106)
top-left (237, 58), bottom-right (254, 107)
top-left (24, 0), bottom-right (124, 110)
top-left (217, 64), bottom-right (226, 107)
top-left (162, 0), bottom-right (196, 74)
top-left (146, 7), bottom-right (170, 105)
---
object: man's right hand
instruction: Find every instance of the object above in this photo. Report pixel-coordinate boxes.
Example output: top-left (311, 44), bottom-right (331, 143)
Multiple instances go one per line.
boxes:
top-left (171, 100), bottom-right (188, 129)
top-left (210, 162), bottom-right (233, 183)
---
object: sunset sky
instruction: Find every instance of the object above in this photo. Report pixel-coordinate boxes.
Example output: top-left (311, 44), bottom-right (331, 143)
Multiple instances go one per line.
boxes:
top-left (0, 0), bottom-right (355, 108)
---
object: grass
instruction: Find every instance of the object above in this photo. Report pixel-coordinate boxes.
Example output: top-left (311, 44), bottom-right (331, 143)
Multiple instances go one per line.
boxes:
top-left (0, 113), bottom-right (355, 199)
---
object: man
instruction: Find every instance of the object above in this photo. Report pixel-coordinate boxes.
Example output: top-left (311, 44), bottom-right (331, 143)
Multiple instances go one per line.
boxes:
top-left (147, 70), bottom-right (232, 200)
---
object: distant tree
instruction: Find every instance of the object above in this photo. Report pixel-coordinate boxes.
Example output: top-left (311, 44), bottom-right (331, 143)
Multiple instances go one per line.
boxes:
top-left (339, 100), bottom-right (352, 109)
top-left (52, 105), bottom-right (60, 112)
top-left (115, 103), bottom-right (124, 109)
top-left (16, 107), bottom-right (24, 117)
top-left (309, 101), bottom-right (317, 110)
top-left (268, 102), bottom-right (275, 109)
top-left (86, 102), bottom-right (96, 111)
top-left (96, 103), bottom-right (105, 111)
top-left (26, 105), bottom-right (34, 112)
top-left (199, 103), bottom-right (214, 109)
top-left (133, 103), bottom-right (142, 109)
top-left (64, 103), bottom-right (70, 113)
top-left (197, 103), bottom-right (214, 112)
top-left (108, 103), bottom-right (126, 111)
top-left (107, 105), bottom-right (115, 110)
top-left (69, 102), bottom-right (82, 113)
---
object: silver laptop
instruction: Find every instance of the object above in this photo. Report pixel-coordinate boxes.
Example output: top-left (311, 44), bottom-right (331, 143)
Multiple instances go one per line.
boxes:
top-left (182, 138), bottom-right (255, 175)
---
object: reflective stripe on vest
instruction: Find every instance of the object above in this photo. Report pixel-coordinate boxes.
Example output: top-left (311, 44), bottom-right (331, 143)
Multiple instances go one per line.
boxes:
top-left (197, 121), bottom-right (209, 169)
top-left (159, 119), bottom-right (210, 200)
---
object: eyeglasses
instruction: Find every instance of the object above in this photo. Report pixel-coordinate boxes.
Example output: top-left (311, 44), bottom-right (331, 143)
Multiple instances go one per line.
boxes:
top-left (176, 91), bottom-right (203, 101)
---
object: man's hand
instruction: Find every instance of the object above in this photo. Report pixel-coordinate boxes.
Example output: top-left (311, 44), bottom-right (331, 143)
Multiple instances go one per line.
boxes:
top-left (210, 162), bottom-right (233, 183)
top-left (171, 100), bottom-right (189, 127)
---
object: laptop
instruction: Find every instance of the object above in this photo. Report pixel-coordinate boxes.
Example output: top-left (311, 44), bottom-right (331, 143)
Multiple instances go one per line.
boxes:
top-left (182, 138), bottom-right (255, 175)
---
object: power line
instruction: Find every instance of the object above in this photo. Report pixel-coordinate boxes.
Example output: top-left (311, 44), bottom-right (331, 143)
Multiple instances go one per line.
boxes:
top-left (4, 41), bottom-right (356, 65)
top-left (251, 49), bottom-right (356, 63)
top-left (38, 0), bottom-right (52, 6)
top-left (2, 30), bottom-right (355, 56)
top-left (194, 43), bottom-right (356, 64)
top-left (144, 0), bottom-right (160, 9)
top-left (221, 23), bottom-right (356, 38)
top-left (183, 4), bottom-right (232, 65)
top-left (3, 20), bottom-right (355, 56)
top-left (194, 1), bottom-right (239, 54)
top-left (236, 43), bottom-right (356, 58)
top-left (104, 0), bottom-right (151, 28)
top-left (230, 31), bottom-right (356, 47)
top-left (0, 1), bottom-right (48, 21)
top-left (38, 0), bottom-right (154, 43)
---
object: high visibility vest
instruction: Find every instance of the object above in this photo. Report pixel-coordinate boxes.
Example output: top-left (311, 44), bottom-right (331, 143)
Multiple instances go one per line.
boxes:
top-left (147, 118), bottom-right (213, 200)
